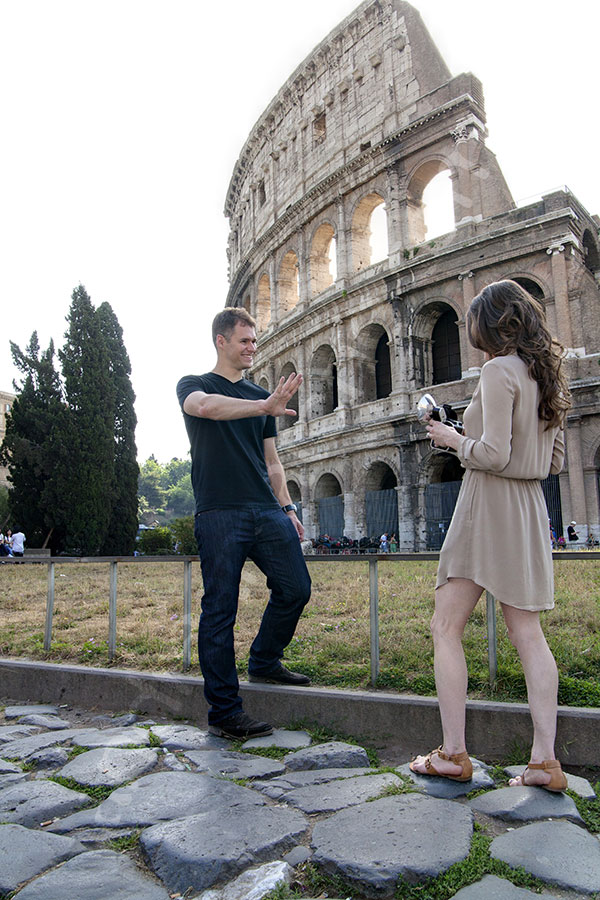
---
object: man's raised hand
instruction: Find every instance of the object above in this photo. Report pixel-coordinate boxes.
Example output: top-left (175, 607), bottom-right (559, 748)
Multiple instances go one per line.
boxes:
top-left (263, 373), bottom-right (303, 417)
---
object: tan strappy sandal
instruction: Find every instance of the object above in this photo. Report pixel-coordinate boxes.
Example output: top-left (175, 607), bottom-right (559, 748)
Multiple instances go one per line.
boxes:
top-left (520, 759), bottom-right (568, 792)
top-left (410, 746), bottom-right (473, 782)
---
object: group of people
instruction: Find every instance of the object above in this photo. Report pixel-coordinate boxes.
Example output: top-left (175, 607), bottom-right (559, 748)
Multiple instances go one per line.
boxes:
top-left (0, 528), bottom-right (25, 557)
top-left (177, 279), bottom-right (572, 792)
top-left (379, 533), bottom-right (397, 552)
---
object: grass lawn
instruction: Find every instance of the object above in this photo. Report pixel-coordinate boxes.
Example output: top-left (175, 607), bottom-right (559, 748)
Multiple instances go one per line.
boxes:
top-left (0, 557), bottom-right (598, 706)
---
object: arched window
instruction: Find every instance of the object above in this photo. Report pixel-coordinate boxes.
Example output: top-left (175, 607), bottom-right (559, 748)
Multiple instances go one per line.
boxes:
top-left (310, 223), bottom-right (337, 296)
top-left (375, 333), bottom-right (392, 399)
top-left (422, 170), bottom-right (454, 240)
top-left (356, 324), bottom-right (392, 403)
top-left (259, 377), bottom-right (269, 392)
top-left (365, 461), bottom-right (398, 540)
top-left (256, 274), bottom-right (271, 332)
top-left (432, 309), bottom-right (461, 384)
top-left (315, 473), bottom-right (344, 540)
top-left (310, 345), bottom-right (338, 417)
top-left (352, 193), bottom-right (387, 272)
top-left (513, 277), bottom-right (544, 301)
top-left (424, 452), bottom-right (464, 550)
top-left (406, 161), bottom-right (454, 246)
top-left (582, 229), bottom-right (600, 273)
top-left (278, 251), bottom-right (300, 315)
top-left (287, 480), bottom-right (303, 522)
top-left (279, 362), bottom-right (299, 430)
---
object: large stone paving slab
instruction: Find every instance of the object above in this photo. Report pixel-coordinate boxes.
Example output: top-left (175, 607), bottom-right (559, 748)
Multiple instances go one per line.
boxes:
top-left (150, 724), bottom-right (229, 750)
top-left (0, 725), bottom-right (40, 744)
top-left (504, 765), bottom-right (597, 799)
top-left (71, 726), bottom-right (151, 748)
top-left (56, 747), bottom-right (159, 786)
top-left (469, 785), bottom-right (583, 824)
top-left (0, 729), bottom-right (94, 760)
top-left (48, 771), bottom-right (265, 832)
top-left (197, 860), bottom-right (294, 900)
top-left (242, 729), bottom-right (312, 750)
top-left (451, 874), bottom-right (562, 899)
top-left (490, 821), bottom-right (600, 894)
top-left (4, 705), bottom-right (60, 718)
top-left (311, 794), bottom-right (473, 898)
top-left (398, 758), bottom-right (495, 799)
top-left (284, 741), bottom-right (370, 771)
top-left (140, 804), bottom-right (309, 895)
top-left (0, 780), bottom-right (91, 827)
top-left (12, 848), bottom-right (171, 899)
top-left (254, 767), bottom-right (378, 800)
top-left (284, 772), bottom-right (403, 814)
top-left (0, 772), bottom-right (27, 789)
top-left (183, 749), bottom-right (286, 780)
top-left (18, 714), bottom-right (71, 729)
top-left (0, 758), bottom-right (23, 774)
top-left (0, 823), bottom-right (85, 894)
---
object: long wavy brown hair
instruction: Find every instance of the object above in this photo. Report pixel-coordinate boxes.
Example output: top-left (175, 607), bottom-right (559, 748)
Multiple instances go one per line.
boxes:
top-left (467, 280), bottom-right (571, 428)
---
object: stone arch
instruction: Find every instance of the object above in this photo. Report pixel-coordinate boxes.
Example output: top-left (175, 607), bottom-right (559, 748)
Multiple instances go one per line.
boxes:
top-left (314, 472), bottom-right (344, 540)
top-left (364, 460), bottom-right (399, 541)
top-left (411, 300), bottom-right (462, 387)
top-left (242, 293), bottom-right (251, 314)
top-left (364, 460), bottom-right (398, 492)
top-left (310, 344), bottom-right (338, 417)
top-left (351, 191), bottom-right (387, 271)
top-left (355, 323), bottom-right (393, 402)
top-left (512, 275), bottom-right (545, 301)
top-left (582, 229), bottom-right (600, 273)
top-left (422, 449), bottom-right (464, 550)
top-left (278, 250), bottom-right (300, 315)
top-left (256, 273), bottom-right (271, 331)
top-left (279, 360), bottom-right (299, 429)
top-left (287, 479), bottom-right (302, 503)
top-left (406, 158), bottom-right (455, 246)
top-left (309, 222), bottom-right (337, 296)
top-left (258, 376), bottom-right (269, 392)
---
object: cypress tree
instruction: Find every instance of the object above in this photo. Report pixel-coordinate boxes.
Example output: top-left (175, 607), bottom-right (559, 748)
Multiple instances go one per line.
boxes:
top-left (96, 301), bottom-right (139, 555)
top-left (58, 285), bottom-right (115, 554)
top-left (0, 333), bottom-right (69, 550)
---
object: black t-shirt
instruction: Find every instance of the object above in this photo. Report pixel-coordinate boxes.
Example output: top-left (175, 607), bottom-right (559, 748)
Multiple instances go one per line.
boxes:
top-left (176, 372), bottom-right (278, 513)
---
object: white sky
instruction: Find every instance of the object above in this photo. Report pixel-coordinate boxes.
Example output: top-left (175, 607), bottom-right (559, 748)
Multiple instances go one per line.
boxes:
top-left (1, 0), bottom-right (598, 462)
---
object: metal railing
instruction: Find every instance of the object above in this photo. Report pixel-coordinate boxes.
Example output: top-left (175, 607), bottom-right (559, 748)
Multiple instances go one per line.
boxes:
top-left (3, 551), bottom-right (598, 687)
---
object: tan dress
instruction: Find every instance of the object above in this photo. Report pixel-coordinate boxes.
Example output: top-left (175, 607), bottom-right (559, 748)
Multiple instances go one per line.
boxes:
top-left (436, 354), bottom-right (564, 610)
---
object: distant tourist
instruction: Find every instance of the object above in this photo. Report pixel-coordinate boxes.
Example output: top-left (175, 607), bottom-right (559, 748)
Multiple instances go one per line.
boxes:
top-left (567, 521), bottom-right (578, 542)
top-left (177, 307), bottom-right (311, 742)
top-left (10, 529), bottom-right (25, 557)
top-left (410, 280), bottom-right (570, 792)
top-left (379, 532), bottom-right (389, 552)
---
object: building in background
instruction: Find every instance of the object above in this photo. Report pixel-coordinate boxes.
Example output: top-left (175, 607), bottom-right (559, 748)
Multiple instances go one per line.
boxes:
top-left (0, 390), bottom-right (16, 488)
top-left (224, 0), bottom-right (600, 548)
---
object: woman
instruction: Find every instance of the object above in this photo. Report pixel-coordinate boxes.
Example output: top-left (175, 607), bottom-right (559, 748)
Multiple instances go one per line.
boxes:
top-left (410, 280), bottom-right (570, 791)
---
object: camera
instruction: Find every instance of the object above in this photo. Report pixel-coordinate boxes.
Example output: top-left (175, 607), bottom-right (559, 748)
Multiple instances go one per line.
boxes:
top-left (417, 393), bottom-right (463, 450)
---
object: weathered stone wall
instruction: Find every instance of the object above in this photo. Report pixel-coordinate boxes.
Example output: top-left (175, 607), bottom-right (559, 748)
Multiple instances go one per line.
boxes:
top-left (224, 0), bottom-right (600, 547)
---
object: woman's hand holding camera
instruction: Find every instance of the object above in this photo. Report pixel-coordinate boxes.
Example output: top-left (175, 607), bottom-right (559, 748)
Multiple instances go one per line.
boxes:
top-left (426, 418), bottom-right (462, 451)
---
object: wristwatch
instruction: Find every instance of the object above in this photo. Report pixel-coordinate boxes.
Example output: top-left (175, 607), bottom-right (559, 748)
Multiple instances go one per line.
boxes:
top-left (281, 503), bottom-right (298, 514)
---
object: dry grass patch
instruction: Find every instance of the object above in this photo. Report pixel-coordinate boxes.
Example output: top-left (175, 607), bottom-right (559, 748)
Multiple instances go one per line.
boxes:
top-left (0, 557), bottom-right (598, 704)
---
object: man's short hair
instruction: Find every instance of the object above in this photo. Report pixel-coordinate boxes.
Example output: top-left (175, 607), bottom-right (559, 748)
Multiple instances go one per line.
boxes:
top-left (212, 307), bottom-right (256, 346)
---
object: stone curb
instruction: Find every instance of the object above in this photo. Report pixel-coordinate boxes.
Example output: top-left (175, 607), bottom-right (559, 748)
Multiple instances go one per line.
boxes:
top-left (0, 658), bottom-right (598, 766)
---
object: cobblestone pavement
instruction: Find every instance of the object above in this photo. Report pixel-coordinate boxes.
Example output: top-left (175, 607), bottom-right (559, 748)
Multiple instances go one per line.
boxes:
top-left (0, 702), bottom-right (598, 900)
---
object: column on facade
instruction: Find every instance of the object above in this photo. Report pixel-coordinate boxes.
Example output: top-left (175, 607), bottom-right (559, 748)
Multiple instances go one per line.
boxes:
top-left (296, 227), bottom-right (309, 311)
top-left (341, 455), bottom-right (355, 538)
top-left (450, 124), bottom-right (484, 227)
top-left (268, 256), bottom-right (279, 328)
top-left (458, 272), bottom-right (484, 372)
top-left (296, 340), bottom-right (309, 441)
top-left (548, 244), bottom-right (574, 350)
top-left (299, 464), bottom-right (315, 540)
top-left (332, 318), bottom-right (354, 426)
top-left (385, 165), bottom-right (404, 257)
top-left (565, 417), bottom-right (587, 529)
top-left (335, 196), bottom-right (350, 283)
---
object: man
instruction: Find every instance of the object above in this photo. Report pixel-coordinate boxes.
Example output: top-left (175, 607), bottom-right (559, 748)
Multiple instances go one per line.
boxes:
top-left (176, 307), bottom-right (311, 741)
top-left (10, 530), bottom-right (25, 557)
top-left (567, 521), bottom-right (578, 542)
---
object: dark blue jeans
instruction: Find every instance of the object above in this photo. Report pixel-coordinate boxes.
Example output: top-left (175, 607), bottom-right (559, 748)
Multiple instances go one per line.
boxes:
top-left (194, 507), bottom-right (311, 725)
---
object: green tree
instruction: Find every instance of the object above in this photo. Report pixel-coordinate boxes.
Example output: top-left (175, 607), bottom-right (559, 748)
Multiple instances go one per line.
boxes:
top-left (0, 333), bottom-right (69, 550)
top-left (169, 516), bottom-right (196, 554)
top-left (96, 302), bottom-right (139, 555)
top-left (138, 456), bottom-right (167, 521)
top-left (57, 285), bottom-right (115, 554)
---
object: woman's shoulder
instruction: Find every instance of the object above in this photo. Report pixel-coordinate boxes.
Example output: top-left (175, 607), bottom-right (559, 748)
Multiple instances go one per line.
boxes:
top-left (482, 354), bottom-right (527, 379)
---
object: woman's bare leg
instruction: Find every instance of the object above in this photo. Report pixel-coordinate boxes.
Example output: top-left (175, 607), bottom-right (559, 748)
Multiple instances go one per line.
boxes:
top-left (501, 604), bottom-right (560, 787)
top-left (411, 578), bottom-right (483, 776)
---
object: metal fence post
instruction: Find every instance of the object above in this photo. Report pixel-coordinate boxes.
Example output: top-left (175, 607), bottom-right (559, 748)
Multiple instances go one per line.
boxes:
top-left (108, 561), bottom-right (118, 660)
top-left (183, 560), bottom-right (192, 671)
top-left (486, 590), bottom-right (497, 686)
top-left (43, 561), bottom-right (55, 651)
top-left (369, 558), bottom-right (380, 686)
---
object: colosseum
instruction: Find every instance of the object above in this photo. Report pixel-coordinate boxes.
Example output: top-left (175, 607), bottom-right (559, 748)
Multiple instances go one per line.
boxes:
top-left (223, 0), bottom-right (600, 550)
